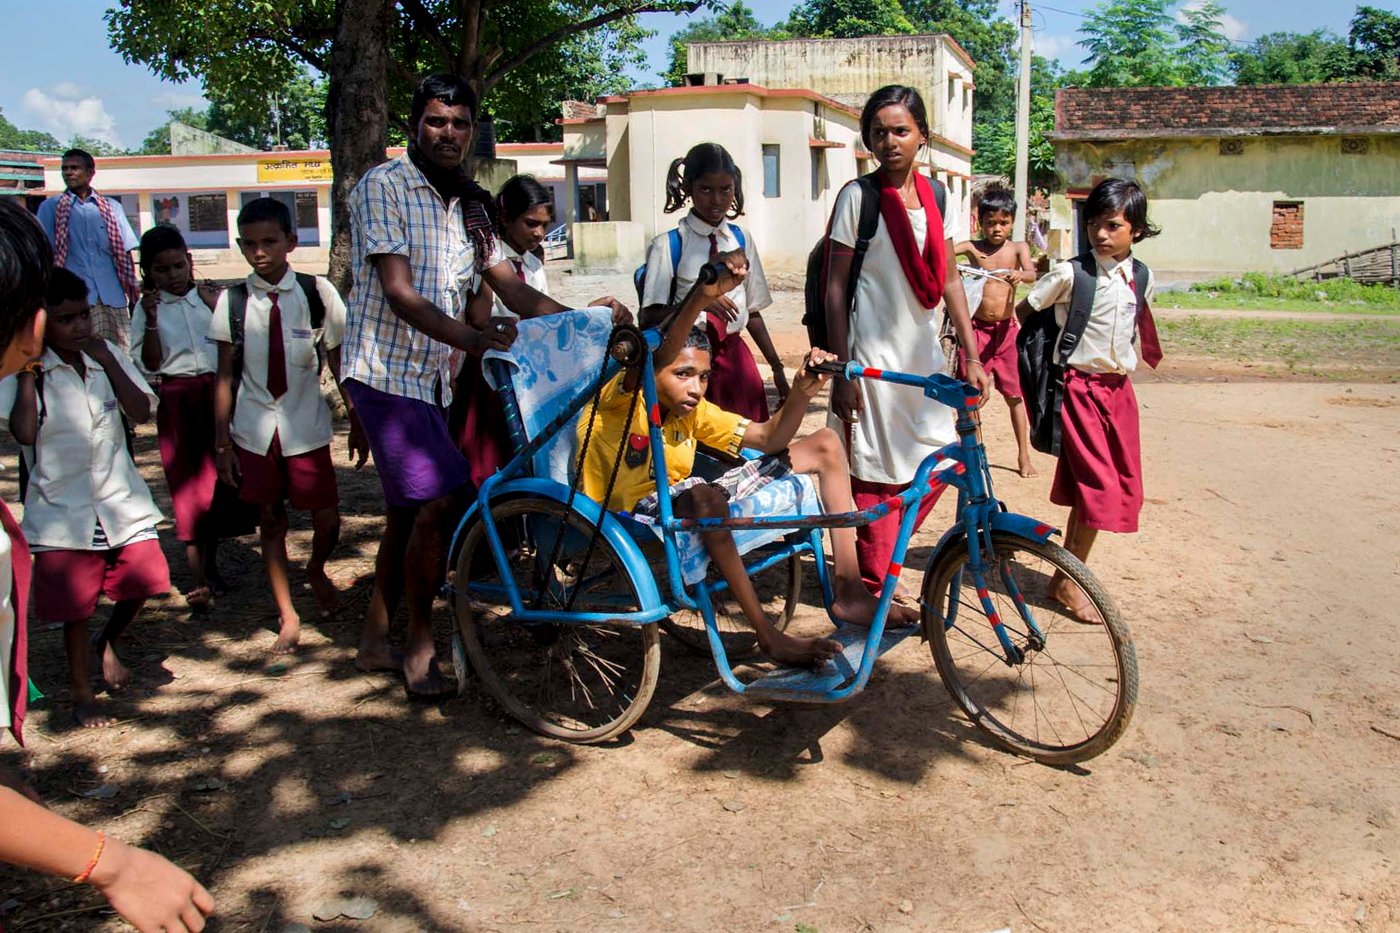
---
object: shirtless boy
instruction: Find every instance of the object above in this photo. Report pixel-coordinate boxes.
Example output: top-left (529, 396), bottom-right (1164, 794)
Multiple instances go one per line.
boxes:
top-left (955, 185), bottom-right (1038, 477)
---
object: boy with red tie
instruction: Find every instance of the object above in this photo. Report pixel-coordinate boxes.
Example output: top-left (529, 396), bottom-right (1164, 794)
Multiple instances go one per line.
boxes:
top-left (211, 197), bottom-right (359, 654)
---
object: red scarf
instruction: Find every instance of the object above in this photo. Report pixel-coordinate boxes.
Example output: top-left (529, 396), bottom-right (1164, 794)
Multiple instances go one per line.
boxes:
top-left (53, 189), bottom-right (140, 307)
top-left (876, 171), bottom-right (947, 309)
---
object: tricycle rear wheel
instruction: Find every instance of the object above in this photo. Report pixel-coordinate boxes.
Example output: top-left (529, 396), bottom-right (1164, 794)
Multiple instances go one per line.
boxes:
top-left (455, 498), bottom-right (660, 744)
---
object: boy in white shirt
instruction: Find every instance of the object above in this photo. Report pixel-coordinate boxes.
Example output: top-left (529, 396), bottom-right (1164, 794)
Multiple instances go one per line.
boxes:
top-left (211, 197), bottom-right (356, 654)
top-left (1, 268), bottom-right (170, 729)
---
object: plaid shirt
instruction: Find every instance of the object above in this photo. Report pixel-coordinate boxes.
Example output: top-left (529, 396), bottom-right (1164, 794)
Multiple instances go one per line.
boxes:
top-left (343, 153), bottom-right (504, 404)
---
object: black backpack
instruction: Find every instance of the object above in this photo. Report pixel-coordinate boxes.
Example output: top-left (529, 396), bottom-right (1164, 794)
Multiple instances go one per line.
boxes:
top-left (1017, 253), bottom-right (1151, 456)
top-left (803, 174), bottom-right (946, 351)
top-left (225, 273), bottom-right (328, 396)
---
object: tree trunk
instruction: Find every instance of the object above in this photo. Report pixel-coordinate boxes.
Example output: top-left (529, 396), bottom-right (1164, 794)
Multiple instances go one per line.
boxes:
top-left (326, 0), bottom-right (391, 293)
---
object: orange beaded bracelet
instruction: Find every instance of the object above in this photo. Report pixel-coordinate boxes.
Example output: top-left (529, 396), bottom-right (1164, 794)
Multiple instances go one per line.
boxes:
top-left (73, 831), bottom-right (106, 884)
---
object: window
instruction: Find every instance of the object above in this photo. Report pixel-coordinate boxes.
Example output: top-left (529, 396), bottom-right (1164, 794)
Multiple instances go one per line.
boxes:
top-left (762, 144), bottom-right (780, 198)
top-left (239, 190), bottom-right (321, 246)
top-left (810, 149), bottom-right (826, 200)
top-left (106, 193), bottom-right (140, 233)
top-left (1270, 201), bottom-right (1303, 250)
top-left (152, 192), bottom-right (229, 249)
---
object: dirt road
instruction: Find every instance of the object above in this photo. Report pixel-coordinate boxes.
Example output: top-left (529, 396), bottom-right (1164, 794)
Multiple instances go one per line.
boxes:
top-left (2, 274), bottom-right (1397, 931)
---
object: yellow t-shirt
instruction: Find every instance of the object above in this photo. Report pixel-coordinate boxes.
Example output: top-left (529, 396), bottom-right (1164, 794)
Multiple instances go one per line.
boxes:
top-left (578, 373), bottom-right (750, 511)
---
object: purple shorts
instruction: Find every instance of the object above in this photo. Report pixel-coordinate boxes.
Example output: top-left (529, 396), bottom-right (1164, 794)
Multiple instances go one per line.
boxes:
top-left (344, 379), bottom-right (471, 508)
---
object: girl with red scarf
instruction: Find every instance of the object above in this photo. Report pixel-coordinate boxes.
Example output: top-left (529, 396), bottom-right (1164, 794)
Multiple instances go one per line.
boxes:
top-left (824, 86), bottom-right (990, 597)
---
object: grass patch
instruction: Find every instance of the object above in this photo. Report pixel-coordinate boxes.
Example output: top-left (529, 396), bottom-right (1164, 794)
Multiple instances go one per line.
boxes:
top-left (1156, 273), bottom-right (1400, 315)
top-left (1158, 315), bottom-right (1400, 379)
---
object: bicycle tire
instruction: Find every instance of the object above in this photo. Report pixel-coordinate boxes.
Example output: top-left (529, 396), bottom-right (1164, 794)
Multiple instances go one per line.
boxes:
top-left (923, 532), bottom-right (1138, 764)
top-left (455, 498), bottom-right (660, 744)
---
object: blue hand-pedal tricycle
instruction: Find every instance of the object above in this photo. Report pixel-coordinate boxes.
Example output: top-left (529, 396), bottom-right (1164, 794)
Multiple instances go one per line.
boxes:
top-left (445, 315), bottom-right (1137, 765)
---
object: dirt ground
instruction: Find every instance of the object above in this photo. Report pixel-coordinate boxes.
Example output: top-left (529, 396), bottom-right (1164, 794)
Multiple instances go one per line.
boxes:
top-left (2, 269), bottom-right (1398, 932)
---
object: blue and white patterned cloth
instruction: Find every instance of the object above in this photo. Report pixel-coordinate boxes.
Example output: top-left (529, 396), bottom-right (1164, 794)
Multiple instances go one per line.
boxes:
top-left (343, 153), bottom-right (505, 406)
top-left (484, 310), bottom-right (822, 584)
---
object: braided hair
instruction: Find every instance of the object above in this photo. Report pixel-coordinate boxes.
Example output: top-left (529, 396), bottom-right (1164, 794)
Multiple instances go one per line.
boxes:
top-left (663, 143), bottom-right (744, 217)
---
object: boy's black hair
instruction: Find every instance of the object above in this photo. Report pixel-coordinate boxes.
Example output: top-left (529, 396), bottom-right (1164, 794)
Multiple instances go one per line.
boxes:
top-left (410, 73), bottom-right (478, 129)
top-left (977, 184), bottom-right (1017, 219)
top-left (46, 267), bottom-right (89, 307)
top-left (683, 325), bottom-right (711, 355)
top-left (138, 224), bottom-right (189, 270)
top-left (664, 143), bottom-right (744, 217)
top-left (1084, 178), bottom-right (1160, 242)
top-left (496, 174), bottom-right (553, 230)
top-left (61, 148), bottom-right (95, 171)
top-left (860, 85), bottom-right (930, 153)
top-left (237, 197), bottom-right (294, 236)
top-left (0, 200), bottom-right (51, 350)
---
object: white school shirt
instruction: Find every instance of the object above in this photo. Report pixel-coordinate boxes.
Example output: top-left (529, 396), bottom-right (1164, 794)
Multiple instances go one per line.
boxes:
top-left (824, 179), bottom-right (961, 485)
top-left (207, 269), bottom-right (347, 457)
top-left (0, 344), bottom-right (164, 550)
top-left (641, 213), bottom-right (772, 335)
top-left (130, 288), bottom-right (218, 377)
top-left (1026, 253), bottom-right (1157, 376)
top-left (490, 241), bottom-right (549, 321)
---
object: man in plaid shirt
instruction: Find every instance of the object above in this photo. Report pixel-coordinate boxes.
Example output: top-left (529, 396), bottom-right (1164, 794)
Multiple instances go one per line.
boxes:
top-left (344, 74), bottom-right (627, 697)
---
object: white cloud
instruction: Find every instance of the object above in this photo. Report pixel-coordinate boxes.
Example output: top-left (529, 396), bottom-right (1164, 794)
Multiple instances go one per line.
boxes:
top-left (1178, 0), bottom-right (1248, 42)
top-left (22, 85), bottom-right (120, 145)
top-left (149, 91), bottom-right (208, 112)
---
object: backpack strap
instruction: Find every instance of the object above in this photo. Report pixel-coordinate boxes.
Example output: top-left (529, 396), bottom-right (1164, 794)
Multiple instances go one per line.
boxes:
top-left (666, 227), bottom-right (683, 307)
top-left (727, 223), bottom-right (747, 252)
top-left (295, 272), bottom-right (326, 331)
top-left (1131, 258), bottom-right (1150, 337)
top-left (846, 174), bottom-right (883, 309)
top-left (932, 177), bottom-right (946, 218)
top-left (227, 282), bottom-right (249, 396)
top-left (1057, 253), bottom-right (1099, 366)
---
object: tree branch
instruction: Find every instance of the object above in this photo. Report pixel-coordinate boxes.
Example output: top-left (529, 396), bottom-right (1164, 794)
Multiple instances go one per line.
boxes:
top-left (395, 0), bottom-right (457, 68)
top-left (250, 31), bottom-right (330, 72)
top-left (483, 0), bottom-right (702, 89)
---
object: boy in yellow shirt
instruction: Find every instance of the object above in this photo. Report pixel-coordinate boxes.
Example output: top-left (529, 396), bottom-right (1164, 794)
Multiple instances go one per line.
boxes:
top-left (580, 251), bottom-right (915, 667)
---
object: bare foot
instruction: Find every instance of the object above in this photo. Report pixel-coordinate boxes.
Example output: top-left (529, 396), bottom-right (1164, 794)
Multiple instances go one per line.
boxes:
top-left (73, 699), bottom-right (116, 729)
top-left (93, 638), bottom-right (131, 692)
top-left (186, 586), bottom-right (213, 613)
top-left (832, 580), bottom-right (918, 627)
top-left (355, 641), bottom-right (405, 673)
top-left (307, 570), bottom-right (340, 618)
top-left (1018, 456), bottom-right (1039, 478)
top-left (762, 631), bottom-right (843, 668)
top-left (272, 615), bottom-right (301, 654)
top-left (403, 646), bottom-right (453, 697)
top-left (1049, 574), bottom-right (1103, 625)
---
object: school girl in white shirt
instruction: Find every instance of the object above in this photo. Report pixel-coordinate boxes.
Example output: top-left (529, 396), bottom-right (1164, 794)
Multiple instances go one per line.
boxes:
top-left (824, 86), bottom-right (989, 600)
top-left (132, 225), bottom-right (253, 611)
top-left (640, 143), bottom-right (785, 422)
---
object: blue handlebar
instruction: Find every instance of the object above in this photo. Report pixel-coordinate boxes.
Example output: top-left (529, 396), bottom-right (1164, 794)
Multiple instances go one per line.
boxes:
top-left (809, 360), bottom-right (982, 412)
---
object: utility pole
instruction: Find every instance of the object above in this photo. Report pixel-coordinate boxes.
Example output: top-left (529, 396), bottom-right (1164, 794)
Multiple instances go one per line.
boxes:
top-left (1013, 0), bottom-right (1032, 242)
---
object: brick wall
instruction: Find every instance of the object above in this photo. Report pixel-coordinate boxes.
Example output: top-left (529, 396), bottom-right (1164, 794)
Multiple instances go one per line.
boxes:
top-left (1270, 202), bottom-right (1304, 250)
top-left (1054, 83), bottom-right (1400, 138)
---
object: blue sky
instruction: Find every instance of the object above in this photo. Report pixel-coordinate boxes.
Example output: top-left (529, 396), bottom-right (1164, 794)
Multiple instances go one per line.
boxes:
top-left (1, 0), bottom-right (1385, 150)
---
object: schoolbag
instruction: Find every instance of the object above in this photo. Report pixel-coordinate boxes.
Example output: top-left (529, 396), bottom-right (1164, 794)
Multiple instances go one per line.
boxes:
top-left (1017, 253), bottom-right (1152, 456)
top-left (17, 364), bottom-right (135, 503)
top-left (803, 174), bottom-right (946, 351)
top-left (632, 223), bottom-right (747, 310)
top-left (225, 273), bottom-right (328, 397)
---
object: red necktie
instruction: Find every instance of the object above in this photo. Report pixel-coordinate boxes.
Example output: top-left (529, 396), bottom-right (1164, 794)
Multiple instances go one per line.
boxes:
top-left (512, 259), bottom-right (526, 283)
top-left (1131, 277), bottom-right (1163, 369)
top-left (266, 291), bottom-right (287, 399)
top-left (708, 232), bottom-right (719, 260)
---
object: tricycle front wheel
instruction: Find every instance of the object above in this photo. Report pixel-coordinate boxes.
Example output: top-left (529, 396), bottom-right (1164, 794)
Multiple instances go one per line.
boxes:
top-left (923, 532), bottom-right (1138, 765)
top-left (454, 498), bottom-right (660, 744)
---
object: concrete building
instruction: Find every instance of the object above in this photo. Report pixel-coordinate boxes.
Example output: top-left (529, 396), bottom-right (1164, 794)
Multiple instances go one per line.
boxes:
top-left (1047, 83), bottom-right (1400, 278)
top-left (496, 138), bottom-right (608, 230)
top-left (687, 34), bottom-right (976, 207)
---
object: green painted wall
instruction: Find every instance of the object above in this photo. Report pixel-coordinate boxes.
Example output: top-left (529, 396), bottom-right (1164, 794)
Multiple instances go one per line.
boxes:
top-left (1049, 135), bottom-right (1400, 277)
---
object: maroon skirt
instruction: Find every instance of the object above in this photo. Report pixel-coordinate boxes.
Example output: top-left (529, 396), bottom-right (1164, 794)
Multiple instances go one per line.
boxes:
top-left (705, 320), bottom-right (770, 423)
top-left (1050, 369), bottom-right (1143, 533)
top-left (156, 374), bottom-right (256, 542)
top-left (449, 356), bottom-right (512, 493)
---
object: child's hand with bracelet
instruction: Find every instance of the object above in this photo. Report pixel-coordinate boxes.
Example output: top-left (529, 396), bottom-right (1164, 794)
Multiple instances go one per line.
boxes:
top-left (84, 831), bottom-right (215, 932)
